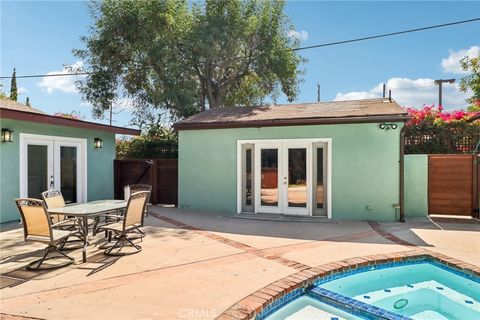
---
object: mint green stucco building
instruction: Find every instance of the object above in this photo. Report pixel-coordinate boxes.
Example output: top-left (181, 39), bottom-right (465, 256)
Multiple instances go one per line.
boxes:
top-left (0, 99), bottom-right (139, 223)
top-left (175, 99), bottom-right (413, 222)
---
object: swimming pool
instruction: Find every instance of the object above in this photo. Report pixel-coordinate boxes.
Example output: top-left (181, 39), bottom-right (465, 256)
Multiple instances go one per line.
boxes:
top-left (259, 260), bottom-right (479, 320)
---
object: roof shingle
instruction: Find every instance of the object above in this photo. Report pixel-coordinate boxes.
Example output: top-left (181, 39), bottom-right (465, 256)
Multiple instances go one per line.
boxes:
top-left (0, 98), bottom-right (46, 115)
top-left (174, 98), bottom-right (409, 130)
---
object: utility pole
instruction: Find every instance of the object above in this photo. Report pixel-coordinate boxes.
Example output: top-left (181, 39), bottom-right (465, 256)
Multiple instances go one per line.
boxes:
top-left (109, 101), bottom-right (113, 126)
top-left (433, 79), bottom-right (455, 106)
top-left (317, 83), bottom-right (320, 102)
top-left (382, 84), bottom-right (386, 98)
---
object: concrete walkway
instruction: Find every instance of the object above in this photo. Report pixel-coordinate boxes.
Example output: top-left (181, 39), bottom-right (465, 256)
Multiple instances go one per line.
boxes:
top-left (0, 208), bottom-right (478, 319)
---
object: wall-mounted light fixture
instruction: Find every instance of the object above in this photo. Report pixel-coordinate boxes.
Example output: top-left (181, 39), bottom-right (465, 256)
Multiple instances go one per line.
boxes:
top-left (94, 138), bottom-right (103, 149)
top-left (379, 123), bottom-right (398, 130)
top-left (1, 128), bottom-right (14, 142)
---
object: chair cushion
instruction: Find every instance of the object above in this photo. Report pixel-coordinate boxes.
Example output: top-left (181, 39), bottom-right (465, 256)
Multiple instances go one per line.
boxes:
top-left (26, 229), bottom-right (76, 243)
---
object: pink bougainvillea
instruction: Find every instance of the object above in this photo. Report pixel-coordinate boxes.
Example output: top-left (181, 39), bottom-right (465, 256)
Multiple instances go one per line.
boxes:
top-left (54, 111), bottom-right (82, 120)
top-left (405, 104), bottom-right (479, 127)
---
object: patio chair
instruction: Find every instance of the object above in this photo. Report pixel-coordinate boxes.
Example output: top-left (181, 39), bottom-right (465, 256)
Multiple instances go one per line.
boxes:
top-left (126, 184), bottom-right (152, 216)
top-left (96, 191), bottom-right (149, 256)
top-left (123, 184), bottom-right (152, 239)
top-left (41, 189), bottom-right (73, 225)
top-left (41, 189), bottom-right (87, 250)
top-left (14, 198), bottom-right (81, 271)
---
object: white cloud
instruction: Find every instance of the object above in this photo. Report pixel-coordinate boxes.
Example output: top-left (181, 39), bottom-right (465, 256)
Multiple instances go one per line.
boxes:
top-left (17, 87), bottom-right (27, 95)
top-left (38, 61), bottom-right (84, 94)
top-left (288, 29), bottom-right (309, 42)
top-left (334, 91), bottom-right (380, 101)
top-left (334, 77), bottom-right (469, 109)
top-left (441, 45), bottom-right (479, 74)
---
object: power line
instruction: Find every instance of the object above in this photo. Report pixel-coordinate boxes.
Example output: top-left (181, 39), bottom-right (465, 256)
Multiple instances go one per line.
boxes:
top-left (0, 72), bottom-right (89, 79)
top-left (294, 17), bottom-right (480, 51)
top-left (1, 17), bottom-right (478, 79)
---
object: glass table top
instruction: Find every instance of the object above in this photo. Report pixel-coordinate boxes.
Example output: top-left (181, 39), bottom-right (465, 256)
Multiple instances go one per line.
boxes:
top-left (47, 200), bottom-right (127, 216)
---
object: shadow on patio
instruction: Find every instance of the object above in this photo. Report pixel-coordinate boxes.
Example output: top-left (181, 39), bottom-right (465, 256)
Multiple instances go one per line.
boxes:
top-left (0, 219), bottom-right (194, 289)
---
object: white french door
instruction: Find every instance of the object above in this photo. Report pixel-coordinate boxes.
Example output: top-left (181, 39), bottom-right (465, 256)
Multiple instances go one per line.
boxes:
top-left (282, 142), bottom-right (311, 216)
top-left (255, 142), bottom-right (282, 214)
top-left (20, 134), bottom-right (87, 204)
top-left (254, 142), bottom-right (311, 215)
top-left (239, 138), bottom-right (331, 217)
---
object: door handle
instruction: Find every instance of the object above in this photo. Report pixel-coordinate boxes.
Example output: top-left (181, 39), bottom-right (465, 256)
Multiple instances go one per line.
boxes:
top-left (50, 175), bottom-right (54, 188)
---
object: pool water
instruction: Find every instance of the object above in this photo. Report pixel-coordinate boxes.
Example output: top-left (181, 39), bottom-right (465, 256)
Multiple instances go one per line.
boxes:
top-left (266, 295), bottom-right (361, 320)
top-left (260, 261), bottom-right (479, 320)
top-left (320, 262), bottom-right (479, 320)
top-left (264, 296), bottom-right (362, 320)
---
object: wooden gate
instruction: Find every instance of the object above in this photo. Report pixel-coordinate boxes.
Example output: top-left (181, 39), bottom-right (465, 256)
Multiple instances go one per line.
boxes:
top-left (114, 159), bottom-right (178, 205)
top-left (428, 155), bottom-right (477, 216)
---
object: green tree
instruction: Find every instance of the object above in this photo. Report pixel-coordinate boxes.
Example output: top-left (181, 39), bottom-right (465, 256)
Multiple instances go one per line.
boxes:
top-left (75, 0), bottom-right (304, 126)
top-left (0, 84), bottom-right (7, 99)
top-left (9, 68), bottom-right (17, 101)
top-left (459, 53), bottom-right (480, 109)
top-left (25, 97), bottom-right (30, 106)
top-left (116, 125), bottom-right (178, 159)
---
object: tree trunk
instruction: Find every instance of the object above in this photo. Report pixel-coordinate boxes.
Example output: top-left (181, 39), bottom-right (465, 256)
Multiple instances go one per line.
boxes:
top-left (205, 79), bottom-right (222, 109)
top-left (200, 83), bottom-right (206, 112)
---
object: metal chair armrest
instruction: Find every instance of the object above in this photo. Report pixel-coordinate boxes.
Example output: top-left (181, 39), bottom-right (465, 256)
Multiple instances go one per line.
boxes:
top-left (51, 220), bottom-right (75, 228)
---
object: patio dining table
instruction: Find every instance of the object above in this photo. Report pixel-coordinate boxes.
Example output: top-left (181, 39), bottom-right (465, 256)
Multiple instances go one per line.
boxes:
top-left (47, 200), bottom-right (127, 262)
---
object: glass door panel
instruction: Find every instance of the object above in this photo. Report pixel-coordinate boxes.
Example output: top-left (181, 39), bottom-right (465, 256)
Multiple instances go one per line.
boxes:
top-left (54, 140), bottom-right (83, 204)
top-left (255, 144), bottom-right (282, 214)
top-left (241, 144), bottom-right (254, 212)
top-left (27, 145), bottom-right (49, 198)
top-left (283, 143), bottom-right (310, 216)
top-left (260, 149), bottom-right (279, 206)
top-left (287, 148), bottom-right (307, 208)
top-left (21, 137), bottom-right (54, 199)
top-left (313, 143), bottom-right (327, 216)
top-left (60, 146), bottom-right (77, 203)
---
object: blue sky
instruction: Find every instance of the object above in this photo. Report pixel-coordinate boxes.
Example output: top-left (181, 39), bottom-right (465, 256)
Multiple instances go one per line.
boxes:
top-left (1, 1), bottom-right (479, 128)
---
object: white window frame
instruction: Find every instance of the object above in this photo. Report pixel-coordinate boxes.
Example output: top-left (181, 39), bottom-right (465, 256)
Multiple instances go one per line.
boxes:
top-left (236, 138), bottom-right (332, 218)
top-left (19, 133), bottom-right (88, 203)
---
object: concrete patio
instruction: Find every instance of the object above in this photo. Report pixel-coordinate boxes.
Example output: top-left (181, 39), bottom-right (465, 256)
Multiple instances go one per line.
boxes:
top-left (0, 207), bottom-right (478, 320)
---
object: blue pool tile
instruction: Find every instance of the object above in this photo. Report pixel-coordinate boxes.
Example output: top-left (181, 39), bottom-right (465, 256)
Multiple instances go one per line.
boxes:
top-left (363, 295), bottom-right (370, 299)
top-left (330, 318), bottom-right (339, 320)
top-left (436, 286), bottom-right (444, 290)
top-left (407, 284), bottom-right (414, 288)
top-left (384, 289), bottom-right (391, 292)
top-left (465, 300), bottom-right (473, 304)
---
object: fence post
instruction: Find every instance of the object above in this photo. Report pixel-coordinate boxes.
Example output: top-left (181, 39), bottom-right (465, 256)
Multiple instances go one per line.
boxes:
top-left (113, 160), bottom-right (121, 200)
top-left (474, 155), bottom-right (479, 218)
top-left (151, 160), bottom-right (158, 205)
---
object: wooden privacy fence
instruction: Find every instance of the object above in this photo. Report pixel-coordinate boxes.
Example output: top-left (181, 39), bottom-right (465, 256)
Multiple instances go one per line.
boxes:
top-left (114, 159), bottom-right (178, 205)
top-left (428, 154), bottom-right (479, 217)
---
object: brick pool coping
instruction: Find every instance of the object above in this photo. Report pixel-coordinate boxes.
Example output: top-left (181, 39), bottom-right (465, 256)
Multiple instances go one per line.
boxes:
top-left (216, 249), bottom-right (480, 320)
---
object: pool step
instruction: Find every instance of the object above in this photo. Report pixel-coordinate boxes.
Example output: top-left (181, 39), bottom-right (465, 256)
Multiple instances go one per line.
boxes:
top-left (307, 286), bottom-right (412, 320)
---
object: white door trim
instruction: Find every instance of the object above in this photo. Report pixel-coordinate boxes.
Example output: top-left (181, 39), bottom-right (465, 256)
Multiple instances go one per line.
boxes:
top-left (236, 138), bottom-right (332, 218)
top-left (19, 133), bottom-right (88, 203)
